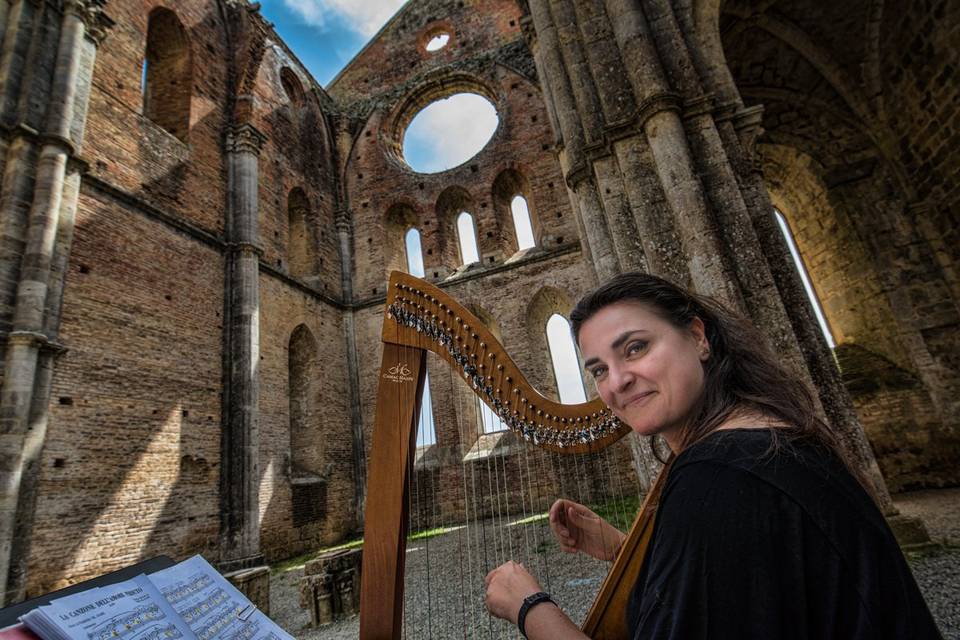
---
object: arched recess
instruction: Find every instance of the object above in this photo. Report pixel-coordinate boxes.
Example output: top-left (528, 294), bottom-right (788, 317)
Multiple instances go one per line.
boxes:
top-left (288, 324), bottom-right (321, 477)
top-left (492, 167), bottom-right (540, 256)
top-left (435, 186), bottom-right (476, 272)
top-left (384, 202), bottom-right (419, 277)
top-left (287, 187), bottom-right (316, 279)
top-left (468, 305), bottom-right (507, 436)
top-left (546, 314), bottom-right (586, 404)
top-left (280, 67), bottom-right (304, 106)
top-left (143, 8), bottom-right (192, 141)
top-left (525, 287), bottom-right (584, 403)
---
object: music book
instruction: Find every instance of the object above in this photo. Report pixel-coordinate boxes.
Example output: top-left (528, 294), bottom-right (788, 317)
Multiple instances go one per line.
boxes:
top-left (18, 556), bottom-right (292, 640)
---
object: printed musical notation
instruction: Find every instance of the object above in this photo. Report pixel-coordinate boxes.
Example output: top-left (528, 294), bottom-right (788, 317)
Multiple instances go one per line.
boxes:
top-left (148, 557), bottom-right (292, 640)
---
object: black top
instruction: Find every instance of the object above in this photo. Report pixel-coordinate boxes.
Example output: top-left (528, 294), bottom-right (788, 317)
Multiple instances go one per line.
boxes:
top-left (625, 429), bottom-right (942, 639)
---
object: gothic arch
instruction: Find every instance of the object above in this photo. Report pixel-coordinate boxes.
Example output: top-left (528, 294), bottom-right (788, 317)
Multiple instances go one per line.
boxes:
top-left (384, 201), bottom-right (420, 276)
top-left (524, 287), bottom-right (579, 402)
top-left (287, 187), bottom-right (315, 279)
top-left (143, 7), bottom-right (192, 141)
top-left (288, 324), bottom-right (320, 477)
top-left (491, 167), bottom-right (541, 256)
top-left (435, 185), bottom-right (477, 271)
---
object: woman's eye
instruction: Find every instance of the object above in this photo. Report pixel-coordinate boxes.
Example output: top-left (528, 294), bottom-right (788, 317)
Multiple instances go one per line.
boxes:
top-left (626, 341), bottom-right (647, 355)
top-left (590, 366), bottom-right (607, 379)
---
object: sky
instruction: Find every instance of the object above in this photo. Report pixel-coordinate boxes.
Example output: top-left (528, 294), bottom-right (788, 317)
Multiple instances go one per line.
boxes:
top-left (260, 0), bottom-right (407, 86)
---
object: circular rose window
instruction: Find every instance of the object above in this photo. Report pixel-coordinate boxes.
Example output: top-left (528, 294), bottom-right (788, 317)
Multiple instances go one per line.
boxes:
top-left (402, 93), bottom-right (499, 174)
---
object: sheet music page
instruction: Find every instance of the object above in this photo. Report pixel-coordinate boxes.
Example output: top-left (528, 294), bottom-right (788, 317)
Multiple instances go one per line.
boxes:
top-left (21, 574), bottom-right (195, 640)
top-left (147, 556), bottom-right (292, 640)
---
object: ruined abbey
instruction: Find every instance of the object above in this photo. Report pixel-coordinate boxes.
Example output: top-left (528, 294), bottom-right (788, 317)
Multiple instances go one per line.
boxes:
top-left (0, 0), bottom-right (956, 605)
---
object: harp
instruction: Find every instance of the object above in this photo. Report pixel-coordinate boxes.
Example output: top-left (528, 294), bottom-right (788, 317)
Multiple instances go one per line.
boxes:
top-left (359, 271), bottom-right (668, 639)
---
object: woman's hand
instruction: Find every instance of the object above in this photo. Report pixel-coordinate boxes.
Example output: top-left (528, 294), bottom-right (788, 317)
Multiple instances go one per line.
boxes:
top-left (484, 561), bottom-right (543, 625)
top-left (549, 499), bottom-right (626, 562)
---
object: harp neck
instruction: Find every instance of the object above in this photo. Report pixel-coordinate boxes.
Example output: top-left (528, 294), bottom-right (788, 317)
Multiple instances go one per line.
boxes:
top-left (382, 271), bottom-right (630, 454)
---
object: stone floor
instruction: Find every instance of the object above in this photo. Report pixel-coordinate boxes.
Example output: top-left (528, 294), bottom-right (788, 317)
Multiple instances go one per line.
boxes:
top-left (269, 487), bottom-right (960, 639)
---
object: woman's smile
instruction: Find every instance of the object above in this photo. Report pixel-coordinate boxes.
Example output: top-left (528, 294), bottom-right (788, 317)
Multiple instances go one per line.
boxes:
top-left (623, 391), bottom-right (656, 408)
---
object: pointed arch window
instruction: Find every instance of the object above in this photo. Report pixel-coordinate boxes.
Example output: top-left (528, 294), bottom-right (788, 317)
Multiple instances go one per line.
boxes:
top-left (773, 209), bottom-right (835, 348)
top-left (456, 211), bottom-right (481, 265)
top-left (511, 195), bottom-right (536, 250)
top-left (405, 227), bottom-right (426, 277)
top-left (143, 8), bottom-right (192, 141)
top-left (404, 227), bottom-right (436, 445)
top-left (546, 314), bottom-right (586, 404)
top-left (416, 371), bottom-right (437, 447)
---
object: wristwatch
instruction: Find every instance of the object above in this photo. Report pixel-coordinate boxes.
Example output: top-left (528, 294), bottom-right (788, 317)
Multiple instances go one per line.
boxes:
top-left (517, 591), bottom-right (556, 639)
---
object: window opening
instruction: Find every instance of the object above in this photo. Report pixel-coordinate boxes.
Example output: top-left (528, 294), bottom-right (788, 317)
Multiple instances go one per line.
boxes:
top-left (416, 370), bottom-right (437, 447)
top-left (546, 314), bottom-right (587, 404)
top-left (402, 93), bottom-right (498, 173)
top-left (140, 59), bottom-right (148, 96)
top-left (511, 195), bottom-right (536, 250)
top-left (773, 209), bottom-right (835, 348)
top-left (479, 397), bottom-right (506, 433)
top-left (425, 32), bottom-right (450, 51)
top-left (405, 227), bottom-right (426, 277)
top-left (457, 212), bottom-right (480, 265)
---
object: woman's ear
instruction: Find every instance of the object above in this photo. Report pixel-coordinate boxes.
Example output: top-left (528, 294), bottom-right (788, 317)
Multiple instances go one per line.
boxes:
top-left (690, 317), bottom-right (710, 360)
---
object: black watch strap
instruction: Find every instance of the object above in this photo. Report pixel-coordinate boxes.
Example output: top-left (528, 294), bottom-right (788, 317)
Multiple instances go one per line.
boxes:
top-left (517, 591), bottom-right (556, 639)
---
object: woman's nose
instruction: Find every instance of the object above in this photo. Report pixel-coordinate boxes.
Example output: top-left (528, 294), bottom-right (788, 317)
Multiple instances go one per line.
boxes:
top-left (608, 364), bottom-right (635, 392)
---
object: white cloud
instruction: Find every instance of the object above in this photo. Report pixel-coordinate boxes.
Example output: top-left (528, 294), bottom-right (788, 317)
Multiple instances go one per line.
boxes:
top-left (404, 94), bottom-right (500, 173)
top-left (280, 0), bottom-right (407, 36)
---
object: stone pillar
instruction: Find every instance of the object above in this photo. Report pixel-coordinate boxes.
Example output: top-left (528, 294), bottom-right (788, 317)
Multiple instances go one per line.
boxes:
top-left (336, 207), bottom-right (365, 526)
top-left (527, 0), bottom-right (618, 281)
top-left (0, 0), bottom-right (39, 126)
top-left (220, 122), bottom-right (267, 570)
top-left (0, 0), bottom-right (108, 605)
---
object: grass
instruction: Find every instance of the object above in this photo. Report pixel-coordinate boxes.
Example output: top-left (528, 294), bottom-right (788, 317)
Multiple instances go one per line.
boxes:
top-left (589, 494), bottom-right (641, 533)
top-left (270, 496), bottom-right (643, 574)
top-left (270, 525), bottom-right (460, 573)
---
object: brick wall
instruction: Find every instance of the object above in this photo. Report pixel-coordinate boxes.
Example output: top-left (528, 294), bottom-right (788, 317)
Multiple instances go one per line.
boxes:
top-left (27, 190), bottom-right (224, 595)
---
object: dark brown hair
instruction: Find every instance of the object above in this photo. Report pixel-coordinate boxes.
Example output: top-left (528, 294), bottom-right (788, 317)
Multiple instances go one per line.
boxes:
top-left (570, 272), bottom-right (867, 487)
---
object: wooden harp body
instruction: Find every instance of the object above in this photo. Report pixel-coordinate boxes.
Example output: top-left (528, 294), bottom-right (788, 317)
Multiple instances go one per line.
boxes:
top-left (359, 272), bottom-right (665, 639)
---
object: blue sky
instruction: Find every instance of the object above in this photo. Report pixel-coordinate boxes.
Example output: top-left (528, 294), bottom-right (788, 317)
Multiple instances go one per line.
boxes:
top-left (259, 0), bottom-right (406, 86)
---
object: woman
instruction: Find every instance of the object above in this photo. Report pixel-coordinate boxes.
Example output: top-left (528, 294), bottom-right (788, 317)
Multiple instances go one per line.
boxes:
top-left (484, 273), bottom-right (940, 639)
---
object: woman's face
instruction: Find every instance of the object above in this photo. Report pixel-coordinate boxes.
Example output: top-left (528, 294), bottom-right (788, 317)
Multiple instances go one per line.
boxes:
top-left (578, 301), bottom-right (709, 450)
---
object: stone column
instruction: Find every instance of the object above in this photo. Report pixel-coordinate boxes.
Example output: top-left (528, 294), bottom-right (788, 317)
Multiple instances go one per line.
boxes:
top-left (220, 122), bottom-right (267, 570)
top-left (0, 0), bottom-right (39, 126)
top-left (335, 207), bottom-right (366, 526)
top-left (527, 0), bottom-right (618, 281)
top-left (604, 0), bottom-right (742, 308)
top-left (0, 0), bottom-right (107, 605)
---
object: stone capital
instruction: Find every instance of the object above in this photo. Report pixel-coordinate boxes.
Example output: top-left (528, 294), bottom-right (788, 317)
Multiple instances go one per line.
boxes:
top-left (564, 162), bottom-right (593, 190)
top-left (636, 92), bottom-right (682, 128)
top-left (226, 123), bottom-right (267, 155)
top-left (730, 104), bottom-right (765, 164)
top-left (682, 93), bottom-right (715, 120)
top-left (6, 330), bottom-right (49, 349)
top-left (63, 0), bottom-right (113, 42)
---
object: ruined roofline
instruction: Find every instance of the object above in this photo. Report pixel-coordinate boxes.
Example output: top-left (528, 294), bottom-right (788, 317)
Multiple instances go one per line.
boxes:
top-left (325, 1), bottom-right (413, 91)
top-left (257, 5), bottom-right (334, 105)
